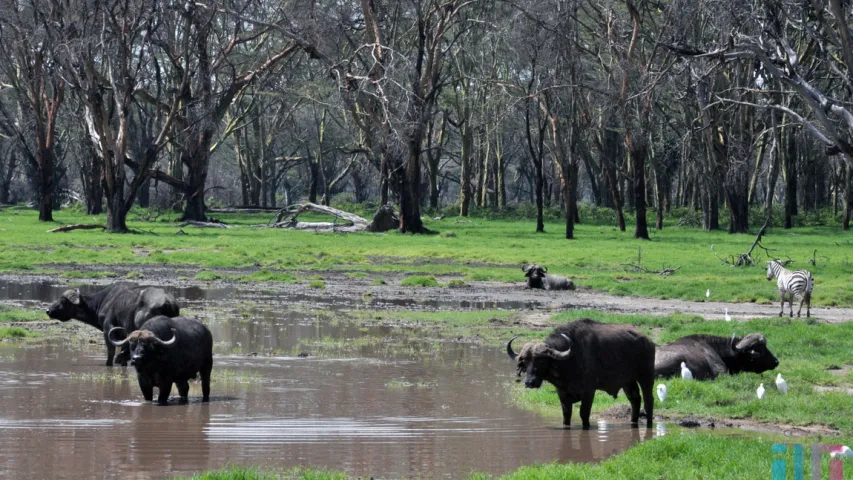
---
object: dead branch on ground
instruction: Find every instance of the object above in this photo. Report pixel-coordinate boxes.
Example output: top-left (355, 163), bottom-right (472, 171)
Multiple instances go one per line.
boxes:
top-left (48, 224), bottom-right (106, 233)
top-left (622, 247), bottom-right (681, 276)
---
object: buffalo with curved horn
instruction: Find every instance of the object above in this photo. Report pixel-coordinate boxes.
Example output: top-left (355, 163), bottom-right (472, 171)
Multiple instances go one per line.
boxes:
top-left (508, 319), bottom-right (655, 429)
top-left (46, 282), bottom-right (180, 366)
top-left (521, 264), bottom-right (575, 291)
top-left (109, 316), bottom-right (212, 405)
top-left (654, 333), bottom-right (779, 380)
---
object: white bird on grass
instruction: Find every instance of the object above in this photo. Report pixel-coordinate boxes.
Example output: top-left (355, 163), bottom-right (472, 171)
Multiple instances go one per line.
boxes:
top-left (706, 289), bottom-right (711, 298)
top-left (775, 373), bottom-right (788, 394)
top-left (680, 362), bottom-right (693, 380)
top-left (725, 308), bottom-right (732, 322)
top-left (757, 383), bottom-right (766, 400)
top-left (830, 446), bottom-right (852, 459)
top-left (657, 384), bottom-right (667, 402)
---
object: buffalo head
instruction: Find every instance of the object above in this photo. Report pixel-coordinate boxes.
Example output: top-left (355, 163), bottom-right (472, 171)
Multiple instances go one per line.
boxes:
top-left (46, 289), bottom-right (83, 321)
top-left (732, 333), bottom-right (779, 373)
top-left (108, 327), bottom-right (177, 366)
top-left (507, 333), bottom-right (572, 389)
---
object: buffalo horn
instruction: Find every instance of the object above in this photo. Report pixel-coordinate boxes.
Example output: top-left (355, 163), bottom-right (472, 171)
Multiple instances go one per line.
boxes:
top-left (506, 335), bottom-right (521, 360)
top-left (550, 333), bottom-right (572, 359)
top-left (107, 327), bottom-right (129, 346)
top-left (521, 265), bottom-right (531, 274)
top-left (153, 328), bottom-right (178, 347)
top-left (541, 265), bottom-right (548, 273)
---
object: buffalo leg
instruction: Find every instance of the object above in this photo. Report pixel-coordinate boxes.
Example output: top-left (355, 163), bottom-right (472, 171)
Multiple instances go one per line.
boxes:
top-left (579, 391), bottom-right (595, 430)
top-left (200, 360), bottom-right (212, 402)
top-left (624, 383), bottom-right (642, 427)
top-left (157, 380), bottom-right (172, 405)
top-left (138, 376), bottom-right (154, 402)
top-left (176, 380), bottom-right (190, 403)
top-left (639, 378), bottom-right (654, 428)
top-left (556, 390), bottom-right (575, 427)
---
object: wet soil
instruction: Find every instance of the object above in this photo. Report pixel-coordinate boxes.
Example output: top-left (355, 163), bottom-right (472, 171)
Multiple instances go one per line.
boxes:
top-left (600, 405), bottom-right (841, 437)
top-left (5, 264), bottom-right (853, 322)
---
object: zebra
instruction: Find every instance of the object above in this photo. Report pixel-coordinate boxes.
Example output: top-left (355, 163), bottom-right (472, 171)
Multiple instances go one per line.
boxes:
top-left (765, 260), bottom-right (814, 318)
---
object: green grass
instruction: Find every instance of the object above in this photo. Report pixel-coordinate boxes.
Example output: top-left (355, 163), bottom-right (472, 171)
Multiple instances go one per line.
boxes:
top-left (400, 275), bottom-right (439, 287)
top-left (0, 326), bottom-right (37, 339)
top-left (471, 434), bottom-right (782, 480)
top-left (175, 466), bottom-right (347, 480)
top-left (195, 271), bottom-right (223, 281)
top-left (0, 305), bottom-right (46, 322)
top-left (2, 207), bottom-right (850, 306)
top-left (307, 279), bottom-right (326, 289)
top-left (231, 270), bottom-right (297, 283)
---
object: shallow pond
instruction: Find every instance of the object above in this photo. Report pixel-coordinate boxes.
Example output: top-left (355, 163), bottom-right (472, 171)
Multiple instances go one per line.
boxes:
top-left (0, 280), bottom-right (662, 478)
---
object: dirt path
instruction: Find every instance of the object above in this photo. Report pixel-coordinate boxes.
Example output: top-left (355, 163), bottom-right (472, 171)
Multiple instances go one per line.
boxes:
top-left (2, 265), bottom-right (852, 323)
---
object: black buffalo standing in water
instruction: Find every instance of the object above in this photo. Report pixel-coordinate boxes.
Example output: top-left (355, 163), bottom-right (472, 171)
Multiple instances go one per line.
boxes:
top-left (507, 319), bottom-right (655, 429)
top-left (654, 333), bottom-right (779, 380)
top-left (109, 316), bottom-right (213, 405)
top-left (46, 282), bottom-right (180, 366)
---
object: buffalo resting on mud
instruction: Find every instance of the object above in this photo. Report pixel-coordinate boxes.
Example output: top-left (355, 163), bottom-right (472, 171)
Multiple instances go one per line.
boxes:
top-left (46, 282), bottom-right (180, 366)
top-left (655, 333), bottom-right (779, 380)
top-left (522, 264), bottom-right (576, 291)
top-left (109, 315), bottom-right (213, 405)
top-left (507, 319), bottom-right (655, 429)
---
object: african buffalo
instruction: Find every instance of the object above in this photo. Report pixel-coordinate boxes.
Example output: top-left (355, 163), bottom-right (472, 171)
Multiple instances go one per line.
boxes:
top-left (655, 333), bottom-right (779, 380)
top-left (507, 319), bottom-right (655, 429)
top-left (108, 315), bottom-right (212, 405)
top-left (46, 282), bottom-right (180, 366)
top-left (522, 264), bottom-right (576, 291)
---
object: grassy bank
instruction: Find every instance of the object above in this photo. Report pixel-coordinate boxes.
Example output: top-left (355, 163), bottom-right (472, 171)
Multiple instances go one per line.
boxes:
top-left (1, 207), bottom-right (852, 305)
top-left (510, 310), bottom-right (853, 432)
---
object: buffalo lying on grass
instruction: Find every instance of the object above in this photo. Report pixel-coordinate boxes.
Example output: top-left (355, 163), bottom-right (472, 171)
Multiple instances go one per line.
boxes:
top-left (655, 333), bottom-right (779, 380)
top-left (522, 264), bottom-right (576, 291)
top-left (507, 319), bottom-right (655, 429)
top-left (109, 315), bottom-right (212, 405)
top-left (46, 282), bottom-right (180, 366)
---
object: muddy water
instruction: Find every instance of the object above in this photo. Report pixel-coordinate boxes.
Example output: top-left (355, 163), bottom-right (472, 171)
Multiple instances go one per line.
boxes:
top-left (0, 280), bottom-right (661, 479)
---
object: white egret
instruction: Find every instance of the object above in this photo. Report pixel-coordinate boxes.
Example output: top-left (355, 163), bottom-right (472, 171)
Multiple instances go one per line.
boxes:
top-left (830, 446), bottom-right (852, 459)
top-left (657, 383), bottom-right (667, 402)
top-left (680, 362), bottom-right (693, 380)
top-left (706, 289), bottom-right (710, 298)
top-left (724, 308), bottom-right (732, 322)
top-left (775, 373), bottom-right (788, 394)
top-left (757, 383), bottom-right (765, 400)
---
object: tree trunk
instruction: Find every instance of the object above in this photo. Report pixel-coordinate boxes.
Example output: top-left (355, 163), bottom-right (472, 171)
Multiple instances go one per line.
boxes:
top-left (105, 189), bottom-right (129, 233)
top-left (628, 137), bottom-right (649, 239)
top-left (0, 152), bottom-right (17, 205)
top-left (783, 129), bottom-right (797, 229)
top-left (459, 124), bottom-right (473, 217)
top-left (180, 156), bottom-right (209, 222)
top-left (137, 178), bottom-right (150, 208)
top-left (36, 149), bottom-right (54, 222)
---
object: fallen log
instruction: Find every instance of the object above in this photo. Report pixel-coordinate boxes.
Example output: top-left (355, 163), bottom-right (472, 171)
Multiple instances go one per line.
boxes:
top-left (208, 206), bottom-right (282, 214)
top-left (176, 220), bottom-right (231, 229)
top-left (48, 224), bottom-right (105, 233)
top-left (268, 203), bottom-right (398, 233)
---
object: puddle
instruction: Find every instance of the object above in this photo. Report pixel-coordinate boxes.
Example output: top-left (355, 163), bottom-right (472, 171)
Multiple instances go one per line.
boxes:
top-left (0, 280), bottom-right (662, 478)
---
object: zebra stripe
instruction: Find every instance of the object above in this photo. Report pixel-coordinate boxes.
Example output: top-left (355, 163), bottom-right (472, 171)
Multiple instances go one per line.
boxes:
top-left (766, 260), bottom-right (814, 299)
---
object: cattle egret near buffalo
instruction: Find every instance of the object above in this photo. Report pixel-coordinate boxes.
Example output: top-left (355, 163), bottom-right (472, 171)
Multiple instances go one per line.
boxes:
top-left (657, 383), bottom-right (667, 402)
top-left (706, 289), bottom-right (710, 298)
top-left (830, 446), bottom-right (852, 459)
top-left (757, 383), bottom-right (766, 399)
top-left (725, 308), bottom-right (732, 322)
top-left (775, 373), bottom-right (788, 394)
top-left (680, 362), bottom-right (693, 380)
